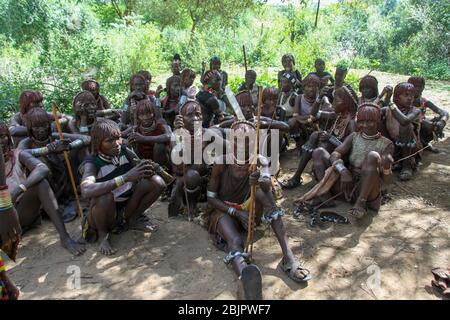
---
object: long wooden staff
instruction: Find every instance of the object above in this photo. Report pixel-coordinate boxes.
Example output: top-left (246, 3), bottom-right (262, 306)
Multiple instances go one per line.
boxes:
top-left (245, 86), bottom-right (263, 261)
top-left (52, 102), bottom-right (83, 218)
top-left (243, 45), bottom-right (248, 73)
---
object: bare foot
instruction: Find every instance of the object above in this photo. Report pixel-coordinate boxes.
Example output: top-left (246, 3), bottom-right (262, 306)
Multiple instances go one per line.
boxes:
top-left (76, 235), bottom-right (87, 245)
top-left (128, 217), bottom-right (157, 233)
top-left (98, 235), bottom-right (117, 255)
top-left (187, 203), bottom-right (198, 221)
top-left (61, 236), bottom-right (86, 256)
top-left (4, 275), bottom-right (20, 300)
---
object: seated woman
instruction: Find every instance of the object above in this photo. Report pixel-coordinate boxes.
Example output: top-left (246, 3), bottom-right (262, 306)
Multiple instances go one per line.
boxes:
top-left (127, 99), bottom-right (172, 169)
top-left (121, 74), bottom-right (159, 130)
top-left (68, 91), bottom-right (98, 135)
top-left (295, 104), bottom-right (394, 219)
top-left (81, 79), bottom-right (110, 111)
top-left (207, 120), bottom-right (311, 300)
top-left (0, 120), bottom-right (85, 255)
top-left (80, 119), bottom-right (166, 255)
top-left (160, 76), bottom-right (183, 128)
top-left (408, 76), bottom-right (448, 152)
top-left (282, 86), bottom-right (358, 189)
top-left (137, 70), bottom-right (157, 97)
top-left (18, 107), bottom-right (90, 222)
top-left (9, 90), bottom-right (70, 146)
top-left (382, 82), bottom-right (421, 181)
top-left (358, 75), bottom-right (392, 107)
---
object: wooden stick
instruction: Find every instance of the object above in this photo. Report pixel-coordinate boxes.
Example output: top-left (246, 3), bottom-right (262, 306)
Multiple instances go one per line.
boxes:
top-left (52, 102), bottom-right (83, 218)
top-left (243, 45), bottom-right (248, 73)
top-left (245, 86), bottom-right (263, 261)
top-left (393, 144), bottom-right (431, 164)
top-left (314, 0), bottom-right (321, 28)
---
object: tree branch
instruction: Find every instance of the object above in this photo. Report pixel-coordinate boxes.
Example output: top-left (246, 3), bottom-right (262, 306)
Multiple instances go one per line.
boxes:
top-left (111, 0), bottom-right (123, 19)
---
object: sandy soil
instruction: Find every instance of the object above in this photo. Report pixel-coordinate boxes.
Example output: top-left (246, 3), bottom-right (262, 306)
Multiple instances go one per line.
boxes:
top-left (4, 70), bottom-right (450, 300)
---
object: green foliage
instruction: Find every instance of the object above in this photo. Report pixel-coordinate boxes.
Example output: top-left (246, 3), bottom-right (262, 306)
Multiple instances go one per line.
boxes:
top-left (0, 0), bottom-right (448, 121)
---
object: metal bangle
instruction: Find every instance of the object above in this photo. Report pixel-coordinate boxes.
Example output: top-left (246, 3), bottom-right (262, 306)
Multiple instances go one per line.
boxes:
top-left (206, 190), bottom-right (218, 198)
top-left (114, 176), bottom-right (125, 188)
top-left (69, 139), bottom-right (84, 150)
top-left (19, 184), bottom-right (27, 193)
top-left (227, 207), bottom-right (236, 217)
top-left (335, 163), bottom-right (347, 173)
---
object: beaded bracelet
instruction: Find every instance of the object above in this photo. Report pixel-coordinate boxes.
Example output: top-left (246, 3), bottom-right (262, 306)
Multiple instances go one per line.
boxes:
top-left (0, 188), bottom-right (13, 212)
top-left (31, 146), bottom-right (49, 156)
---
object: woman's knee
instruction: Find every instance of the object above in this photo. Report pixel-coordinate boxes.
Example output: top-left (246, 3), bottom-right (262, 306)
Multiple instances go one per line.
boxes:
top-left (365, 151), bottom-right (381, 167)
top-left (312, 147), bottom-right (327, 161)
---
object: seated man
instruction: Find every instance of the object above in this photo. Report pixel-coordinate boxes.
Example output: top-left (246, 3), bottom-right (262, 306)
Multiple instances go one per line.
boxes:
top-left (196, 70), bottom-right (225, 128)
top-left (295, 103), bottom-right (394, 219)
top-left (408, 76), bottom-right (448, 152)
top-left (312, 58), bottom-right (334, 88)
top-left (80, 119), bottom-right (166, 255)
top-left (277, 54), bottom-right (302, 93)
top-left (278, 73), bottom-right (298, 121)
top-left (207, 120), bottom-right (311, 300)
top-left (238, 70), bottom-right (260, 107)
top-left (201, 56), bottom-right (228, 93)
top-left (358, 75), bottom-right (392, 107)
top-left (1, 120), bottom-right (85, 255)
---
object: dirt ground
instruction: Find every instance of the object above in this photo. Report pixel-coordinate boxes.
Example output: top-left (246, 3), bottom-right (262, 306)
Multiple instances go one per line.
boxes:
top-left (4, 70), bottom-right (450, 300)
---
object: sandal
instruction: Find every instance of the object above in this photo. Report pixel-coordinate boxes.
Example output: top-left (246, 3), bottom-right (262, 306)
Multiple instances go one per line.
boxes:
top-left (348, 206), bottom-right (367, 220)
top-left (281, 259), bottom-right (312, 283)
top-left (281, 177), bottom-right (303, 190)
top-left (431, 267), bottom-right (450, 296)
top-left (240, 264), bottom-right (263, 300)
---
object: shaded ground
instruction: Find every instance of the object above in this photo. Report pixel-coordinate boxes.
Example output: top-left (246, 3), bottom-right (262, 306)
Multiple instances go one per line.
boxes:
top-left (4, 70), bottom-right (450, 300)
